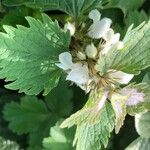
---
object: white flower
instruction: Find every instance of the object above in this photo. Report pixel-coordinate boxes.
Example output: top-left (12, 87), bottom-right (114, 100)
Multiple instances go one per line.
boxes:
top-left (56, 52), bottom-right (90, 92)
top-left (115, 41), bottom-right (124, 50)
top-left (89, 9), bottom-right (101, 22)
top-left (66, 65), bottom-right (89, 85)
top-left (85, 43), bottom-right (97, 59)
top-left (77, 51), bottom-right (86, 60)
top-left (109, 70), bottom-right (134, 84)
top-left (64, 22), bottom-right (75, 36)
top-left (103, 28), bottom-right (120, 44)
top-left (101, 28), bottom-right (124, 54)
top-left (88, 9), bottom-right (112, 39)
top-left (55, 52), bottom-right (74, 70)
top-left (120, 88), bottom-right (145, 106)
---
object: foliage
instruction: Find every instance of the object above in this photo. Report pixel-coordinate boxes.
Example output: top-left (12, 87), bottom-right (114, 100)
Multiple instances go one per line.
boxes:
top-left (0, 14), bottom-right (70, 95)
top-left (107, 0), bottom-right (145, 15)
top-left (126, 137), bottom-right (150, 150)
top-left (97, 21), bottom-right (150, 74)
top-left (43, 121), bottom-right (75, 150)
top-left (3, 81), bottom-right (73, 149)
top-left (2, 0), bottom-right (105, 18)
top-left (0, 0), bottom-right (149, 150)
top-left (73, 102), bottom-right (115, 150)
top-left (0, 137), bottom-right (19, 150)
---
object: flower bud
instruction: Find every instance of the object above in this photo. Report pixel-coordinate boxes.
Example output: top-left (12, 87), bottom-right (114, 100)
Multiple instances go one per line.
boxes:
top-left (77, 51), bottom-right (86, 60)
top-left (85, 43), bottom-right (97, 59)
top-left (64, 22), bottom-right (75, 36)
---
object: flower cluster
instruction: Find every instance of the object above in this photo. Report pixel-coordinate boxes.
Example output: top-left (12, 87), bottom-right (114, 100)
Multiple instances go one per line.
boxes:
top-left (57, 9), bottom-right (133, 92)
top-left (56, 9), bottom-right (145, 131)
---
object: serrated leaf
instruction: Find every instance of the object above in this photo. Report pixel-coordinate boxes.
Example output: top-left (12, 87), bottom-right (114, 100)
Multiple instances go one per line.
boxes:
top-left (61, 91), bottom-right (106, 128)
top-left (97, 21), bottom-right (150, 75)
top-left (107, 0), bottom-right (145, 15)
top-left (3, 96), bottom-right (51, 134)
top-left (3, 0), bottom-right (104, 18)
top-left (74, 102), bottom-right (115, 150)
top-left (135, 111), bottom-right (150, 138)
top-left (45, 80), bottom-right (73, 117)
top-left (127, 104), bottom-right (146, 116)
top-left (0, 137), bottom-right (19, 150)
top-left (62, 102), bottom-right (115, 150)
top-left (43, 121), bottom-right (75, 150)
top-left (126, 137), bottom-right (150, 150)
top-left (0, 14), bottom-right (70, 95)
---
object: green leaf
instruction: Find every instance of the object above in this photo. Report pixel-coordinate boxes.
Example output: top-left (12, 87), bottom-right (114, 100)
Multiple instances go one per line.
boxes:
top-left (110, 94), bottom-right (127, 133)
top-left (127, 104), bottom-right (146, 116)
top-left (3, 0), bottom-right (104, 18)
top-left (3, 96), bottom-right (51, 134)
top-left (126, 137), bottom-right (150, 150)
top-left (0, 14), bottom-right (70, 95)
top-left (143, 71), bottom-right (150, 83)
top-left (135, 111), bottom-right (150, 138)
top-left (0, 7), bottom-right (31, 29)
top-left (0, 137), bottom-right (20, 150)
top-left (62, 102), bottom-right (115, 150)
top-left (107, 0), bottom-right (145, 15)
top-left (43, 121), bottom-right (75, 150)
top-left (45, 80), bottom-right (73, 117)
top-left (125, 10), bottom-right (149, 28)
top-left (97, 21), bottom-right (150, 75)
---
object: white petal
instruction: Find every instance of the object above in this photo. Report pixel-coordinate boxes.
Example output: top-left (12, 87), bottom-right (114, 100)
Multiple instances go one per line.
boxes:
top-left (120, 88), bottom-right (145, 106)
top-left (85, 43), bottom-right (97, 59)
top-left (88, 18), bottom-right (112, 39)
top-left (55, 63), bottom-right (69, 70)
top-left (110, 70), bottom-right (134, 84)
top-left (56, 52), bottom-right (73, 70)
top-left (116, 41), bottom-right (124, 49)
top-left (89, 9), bottom-right (101, 22)
top-left (64, 22), bottom-right (75, 36)
top-left (66, 65), bottom-right (89, 85)
top-left (103, 28), bottom-right (114, 42)
top-left (111, 33), bottom-right (120, 44)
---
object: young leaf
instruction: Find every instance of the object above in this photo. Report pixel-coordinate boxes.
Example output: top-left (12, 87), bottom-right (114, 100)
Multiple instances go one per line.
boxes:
top-left (62, 102), bottom-right (115, 150)
top-left (111, 95), bottom-right (127, 134)
top-left (3, 0), bottom-right (104, 18)
top-left (43, 121), bottom-right (75, 150)
top-left (3, 96), bottom-right (51, 134)
top-left (97, 21), bottom-right (150, 75)
top-left (126, 137), bottom-right (150, 150)
top-left (74, 102), bottom-right (115, 150)
top-left (135, 111), bottom-right (150, 138)
top-left (0, 14), bottom-right (70, 95)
